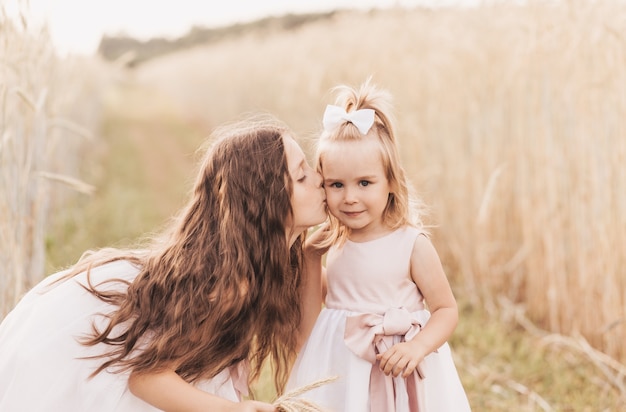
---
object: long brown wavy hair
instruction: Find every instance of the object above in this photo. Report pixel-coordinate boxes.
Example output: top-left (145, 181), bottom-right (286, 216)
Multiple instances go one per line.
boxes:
top-left (63, 116), bottom-right (303, 393)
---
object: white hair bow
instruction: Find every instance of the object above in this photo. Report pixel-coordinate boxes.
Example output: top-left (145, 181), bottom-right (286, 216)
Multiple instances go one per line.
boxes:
top-left (322, 105), bottom-right (375, 135)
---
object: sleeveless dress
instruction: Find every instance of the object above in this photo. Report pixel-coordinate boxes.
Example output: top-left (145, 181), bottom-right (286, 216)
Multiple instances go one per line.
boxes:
top-left (287, 227), bottom-right (471, 411)
top-left (0, 260), bottom-right (247, 411)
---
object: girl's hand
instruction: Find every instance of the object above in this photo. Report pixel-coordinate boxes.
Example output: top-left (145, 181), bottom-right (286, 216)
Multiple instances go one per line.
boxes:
top-left (376, 339), bottom-right (428, 378)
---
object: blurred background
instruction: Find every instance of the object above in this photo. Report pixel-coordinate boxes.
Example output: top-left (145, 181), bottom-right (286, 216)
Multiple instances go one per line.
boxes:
top-left (1, 0), bottom-right (625, 410)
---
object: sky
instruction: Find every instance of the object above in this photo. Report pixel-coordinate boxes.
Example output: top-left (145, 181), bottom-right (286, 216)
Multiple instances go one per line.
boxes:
top-left (4, 0), bottom-right (481, 55)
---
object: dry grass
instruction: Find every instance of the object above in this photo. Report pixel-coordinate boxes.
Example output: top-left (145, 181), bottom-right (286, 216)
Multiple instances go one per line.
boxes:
top-left (273, 376), bottom-right (338, 412)
top-left (0, 1), bottom-right (111, 316)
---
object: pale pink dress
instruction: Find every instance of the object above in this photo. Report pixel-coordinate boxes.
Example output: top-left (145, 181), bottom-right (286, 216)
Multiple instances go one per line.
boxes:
top-left (287, 227), bottom-right (471, 411)
top-left (0, 260), bottom-right (247, 411)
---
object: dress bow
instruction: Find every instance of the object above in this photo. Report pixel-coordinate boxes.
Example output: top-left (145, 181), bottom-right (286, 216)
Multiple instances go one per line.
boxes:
top-left (344, 307), bottom-right (429, 411)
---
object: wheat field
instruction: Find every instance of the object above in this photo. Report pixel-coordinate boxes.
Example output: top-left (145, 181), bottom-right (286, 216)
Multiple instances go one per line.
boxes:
top-left (2, 0), bottom-right (626, 409)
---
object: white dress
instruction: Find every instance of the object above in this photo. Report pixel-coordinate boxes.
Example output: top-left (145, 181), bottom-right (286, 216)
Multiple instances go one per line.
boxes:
top-left (0, 260), bottom-right (245, 411)
top-left (287, 227), bottom-right (471, 411)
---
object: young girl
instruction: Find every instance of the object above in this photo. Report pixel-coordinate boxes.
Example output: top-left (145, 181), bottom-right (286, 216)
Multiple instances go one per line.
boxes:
top-left (288, 81), bottom-right (471, 411)
top-left (0, 116), bottom-right (327, 411)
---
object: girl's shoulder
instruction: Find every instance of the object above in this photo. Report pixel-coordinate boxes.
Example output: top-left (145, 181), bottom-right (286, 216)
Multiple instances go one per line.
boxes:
top-left (401, 225), bottom-right (437, 260)
top-left (396, 225), bottom-right (429, 241)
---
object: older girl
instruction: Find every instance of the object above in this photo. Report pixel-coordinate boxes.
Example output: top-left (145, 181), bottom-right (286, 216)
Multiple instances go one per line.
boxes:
top-left (0, 116), bottom-right (327, 411)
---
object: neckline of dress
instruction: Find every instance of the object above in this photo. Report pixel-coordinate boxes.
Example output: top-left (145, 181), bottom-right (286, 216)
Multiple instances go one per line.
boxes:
top-left (346, 227), bottom-right (406, 245)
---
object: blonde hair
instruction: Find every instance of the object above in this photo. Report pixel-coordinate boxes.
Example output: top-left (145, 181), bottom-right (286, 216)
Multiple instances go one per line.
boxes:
top-left (63, 115), bottom-right (303, 393)
top-left (317, 78), bottom-right (425, 245)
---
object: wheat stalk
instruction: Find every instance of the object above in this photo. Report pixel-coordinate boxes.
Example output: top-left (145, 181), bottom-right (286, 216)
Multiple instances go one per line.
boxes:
top-left (273, 376), bottom-right (338, 412)
top-left (38, 171), bottom-right (96, 195)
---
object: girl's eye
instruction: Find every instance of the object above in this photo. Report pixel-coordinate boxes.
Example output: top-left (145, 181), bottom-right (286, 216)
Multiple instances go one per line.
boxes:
top-left (359, 180), bottom-right (370, 187)
top-left (330, 182), bottom-right (343, 188)
top-left (297, 175), bottom-right (306, 182)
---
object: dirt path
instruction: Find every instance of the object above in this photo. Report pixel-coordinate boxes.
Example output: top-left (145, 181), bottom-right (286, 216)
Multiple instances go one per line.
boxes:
top-left (47, 81), bottom-right (209, 269)
top-left (103, 83), bottom-right (206, 215)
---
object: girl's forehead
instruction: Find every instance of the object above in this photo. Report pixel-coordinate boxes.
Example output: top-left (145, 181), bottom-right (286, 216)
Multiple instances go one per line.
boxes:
top-left (322, 139), bottom-right (382, 159)
top-left (322, 141), bottom-right (385, 173)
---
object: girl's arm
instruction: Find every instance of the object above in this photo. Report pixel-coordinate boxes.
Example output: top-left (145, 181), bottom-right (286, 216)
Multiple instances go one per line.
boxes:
top-left (298, 224), bottom-right (331, 350)
top-left (128, 369), bottom-right (276, 412)
top-left (378, 234), bottom-right (459, 378)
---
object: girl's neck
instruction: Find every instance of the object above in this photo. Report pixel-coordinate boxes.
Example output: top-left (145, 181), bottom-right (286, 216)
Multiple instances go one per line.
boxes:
top-left (347, 224), bottom-right (395, 243)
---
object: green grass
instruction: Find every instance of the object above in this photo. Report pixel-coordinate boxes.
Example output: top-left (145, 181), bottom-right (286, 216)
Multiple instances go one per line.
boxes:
top-left (451, 299), bottom-right (623, 411)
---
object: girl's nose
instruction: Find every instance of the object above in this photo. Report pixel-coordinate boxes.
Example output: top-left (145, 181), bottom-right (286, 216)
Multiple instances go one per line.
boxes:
top-left (343, 187), bottom-right (357, 204)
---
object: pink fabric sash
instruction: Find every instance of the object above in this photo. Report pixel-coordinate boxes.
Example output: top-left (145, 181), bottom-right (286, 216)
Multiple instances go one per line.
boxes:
top-left (344, 307), bottom-right (427, 412)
